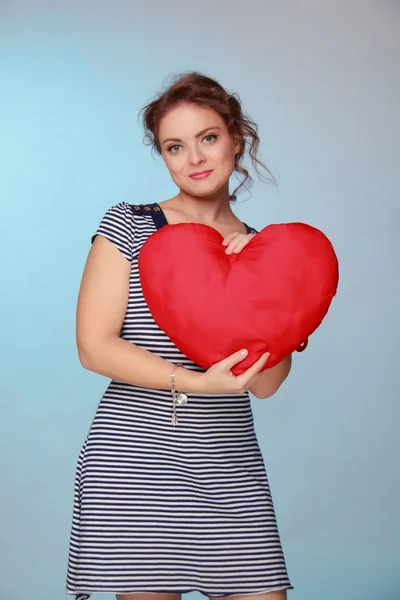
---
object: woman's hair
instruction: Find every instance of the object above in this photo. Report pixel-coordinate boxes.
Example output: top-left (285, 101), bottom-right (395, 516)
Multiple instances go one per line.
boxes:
top-left (139, 71), bottom-right (276, 200)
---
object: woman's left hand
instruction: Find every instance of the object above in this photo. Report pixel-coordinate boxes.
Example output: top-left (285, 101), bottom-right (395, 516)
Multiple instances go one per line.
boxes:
top-left (222, 232), bottom-right (256, 255)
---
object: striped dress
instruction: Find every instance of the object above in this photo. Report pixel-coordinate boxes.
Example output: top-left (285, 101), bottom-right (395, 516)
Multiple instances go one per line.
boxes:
top-left (65, 202), bottom-right (292, 598)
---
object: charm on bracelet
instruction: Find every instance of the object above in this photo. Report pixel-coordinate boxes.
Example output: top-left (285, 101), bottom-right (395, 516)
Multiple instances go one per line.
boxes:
top-left (170, 363), bottom-right (188, 425)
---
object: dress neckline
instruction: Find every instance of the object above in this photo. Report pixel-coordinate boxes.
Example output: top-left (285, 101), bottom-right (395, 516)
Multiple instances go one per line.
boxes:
top-left (147, 202), bottom-right (256, 235)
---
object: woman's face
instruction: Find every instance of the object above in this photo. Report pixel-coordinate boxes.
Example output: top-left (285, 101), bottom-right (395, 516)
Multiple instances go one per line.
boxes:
top-left (158, 103), bottom-right (240, 199)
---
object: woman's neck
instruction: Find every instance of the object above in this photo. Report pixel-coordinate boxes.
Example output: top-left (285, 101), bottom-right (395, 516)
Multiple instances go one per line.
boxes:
top-left (163, 189), bottom-right (235, 226)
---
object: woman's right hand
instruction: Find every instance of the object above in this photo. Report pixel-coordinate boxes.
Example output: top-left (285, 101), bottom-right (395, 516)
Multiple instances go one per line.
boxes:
top-left (199, 349), bottom-right (270, 394)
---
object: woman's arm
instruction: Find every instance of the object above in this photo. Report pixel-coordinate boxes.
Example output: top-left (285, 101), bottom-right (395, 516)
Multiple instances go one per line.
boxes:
top-left (248, 354), bottom-right (292, 399)
top-left (76, 235), bottom-right (204, 393)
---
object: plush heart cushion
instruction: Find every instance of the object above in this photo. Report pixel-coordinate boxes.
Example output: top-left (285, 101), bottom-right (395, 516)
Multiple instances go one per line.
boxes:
top-left (139, 222), bottom-right (339, 376)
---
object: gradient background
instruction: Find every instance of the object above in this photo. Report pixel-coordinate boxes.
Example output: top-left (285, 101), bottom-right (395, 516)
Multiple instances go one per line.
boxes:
top-left (1, 1), bottom-right (399, 600)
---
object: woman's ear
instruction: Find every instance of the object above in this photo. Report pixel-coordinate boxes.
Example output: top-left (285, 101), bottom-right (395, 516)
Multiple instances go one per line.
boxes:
top-left (233, 138), bottom-right (242, 156)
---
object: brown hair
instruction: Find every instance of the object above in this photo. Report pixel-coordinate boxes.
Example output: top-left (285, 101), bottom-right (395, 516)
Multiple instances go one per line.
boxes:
top-left (139, 71), bottom-right (276, 201)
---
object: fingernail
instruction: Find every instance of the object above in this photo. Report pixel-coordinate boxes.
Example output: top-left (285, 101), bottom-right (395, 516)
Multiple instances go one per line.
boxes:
top-left (240, 349), bottom-right (248, 356)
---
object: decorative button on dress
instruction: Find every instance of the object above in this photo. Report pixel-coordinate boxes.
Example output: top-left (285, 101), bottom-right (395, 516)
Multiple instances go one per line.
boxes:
top-left (65, 202), bottom-right (292, 599)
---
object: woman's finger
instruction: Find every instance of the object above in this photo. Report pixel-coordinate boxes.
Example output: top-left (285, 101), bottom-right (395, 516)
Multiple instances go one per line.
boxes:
top-left (225, 235), bottom-right (247, 255)
top-left (237, 352), bottom-right (270, 384)
top-left (232, 239), bottom-right (250, 254)
top-left (222, 232), bottom-right (240, 246)
top-left (217, 348), bottom-right (249, 371)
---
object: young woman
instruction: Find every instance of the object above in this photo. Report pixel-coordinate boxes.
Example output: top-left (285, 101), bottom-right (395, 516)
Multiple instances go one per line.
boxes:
top-left (66, 72), bottom-right (293, 600)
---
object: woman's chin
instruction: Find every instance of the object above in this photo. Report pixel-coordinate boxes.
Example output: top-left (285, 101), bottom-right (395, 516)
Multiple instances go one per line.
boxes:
top-left (184, 182), bottom-right (229, 201)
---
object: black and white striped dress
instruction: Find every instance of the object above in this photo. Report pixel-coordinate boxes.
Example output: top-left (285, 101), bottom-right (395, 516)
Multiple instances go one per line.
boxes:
top-left (65, 202), bottom-right (292, 598)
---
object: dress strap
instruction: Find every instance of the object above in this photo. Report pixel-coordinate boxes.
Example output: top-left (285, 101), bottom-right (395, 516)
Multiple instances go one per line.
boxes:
top-left (129, 203), bottom-right (257, 234)
top-left (129, 203), bottom-right (168, 230)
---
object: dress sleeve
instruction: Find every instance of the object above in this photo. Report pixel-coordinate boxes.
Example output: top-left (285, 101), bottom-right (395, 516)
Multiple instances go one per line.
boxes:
top-left (91, 202), bottom-right (134, 261)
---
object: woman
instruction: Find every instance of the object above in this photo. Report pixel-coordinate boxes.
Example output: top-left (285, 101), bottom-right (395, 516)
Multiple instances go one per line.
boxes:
top-left (66, 72), bottom-right (293, 600)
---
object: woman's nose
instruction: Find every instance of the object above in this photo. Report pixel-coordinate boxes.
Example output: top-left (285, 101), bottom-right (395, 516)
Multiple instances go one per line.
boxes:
top-left (188, 146), bottom-right (206, 165)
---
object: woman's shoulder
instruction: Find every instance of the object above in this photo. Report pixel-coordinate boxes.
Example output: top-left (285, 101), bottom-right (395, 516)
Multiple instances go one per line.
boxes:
top-left (93, 202), bottom-right (162, 260)
top-left (100, 201), bottom-right (165, 228)
top-left (128, 202), bottom-right (168, 231)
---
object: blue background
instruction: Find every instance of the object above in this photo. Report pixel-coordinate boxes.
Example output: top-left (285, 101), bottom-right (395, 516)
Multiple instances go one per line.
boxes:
top-left (1, 2), bottom-right (399, 599)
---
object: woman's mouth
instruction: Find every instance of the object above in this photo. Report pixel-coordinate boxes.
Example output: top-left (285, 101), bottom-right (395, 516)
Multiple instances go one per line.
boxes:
top-left (189, 170), bottom-right (213, 180)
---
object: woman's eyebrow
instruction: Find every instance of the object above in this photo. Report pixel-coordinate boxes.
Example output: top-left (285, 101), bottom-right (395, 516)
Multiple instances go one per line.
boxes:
top-left (161, 126), bottom-right (223, 146)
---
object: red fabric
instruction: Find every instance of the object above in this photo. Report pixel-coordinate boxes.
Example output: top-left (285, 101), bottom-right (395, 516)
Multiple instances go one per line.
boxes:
top-left (139, 222), bottom-right (339, 376)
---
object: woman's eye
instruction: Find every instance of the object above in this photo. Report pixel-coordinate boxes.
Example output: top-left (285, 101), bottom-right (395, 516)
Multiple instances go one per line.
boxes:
top-left (168, 144), bottom-right (181, 153)
top-left (204, 134), bottom-right (217, 143)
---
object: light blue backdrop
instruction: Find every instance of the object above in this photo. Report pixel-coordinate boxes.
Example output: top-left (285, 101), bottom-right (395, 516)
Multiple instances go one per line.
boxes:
top-left (1, 2), bottom-right (399, 600)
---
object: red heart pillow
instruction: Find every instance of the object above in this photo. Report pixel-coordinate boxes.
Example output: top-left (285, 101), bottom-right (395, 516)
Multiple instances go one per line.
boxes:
top-left (139, 222), bottom-right (338, 375)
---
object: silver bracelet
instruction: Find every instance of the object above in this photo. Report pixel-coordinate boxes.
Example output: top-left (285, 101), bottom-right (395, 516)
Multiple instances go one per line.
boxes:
top-left (170, 363), bottom-right (188, 426)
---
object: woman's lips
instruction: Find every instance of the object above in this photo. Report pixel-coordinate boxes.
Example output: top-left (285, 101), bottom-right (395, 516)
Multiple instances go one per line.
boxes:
top-left (189, 170), bottom-right (213, 180)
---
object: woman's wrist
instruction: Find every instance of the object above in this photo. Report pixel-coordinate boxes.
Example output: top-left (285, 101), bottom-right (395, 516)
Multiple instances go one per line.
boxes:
top-left (174, 366), bottom-right (207, 394)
